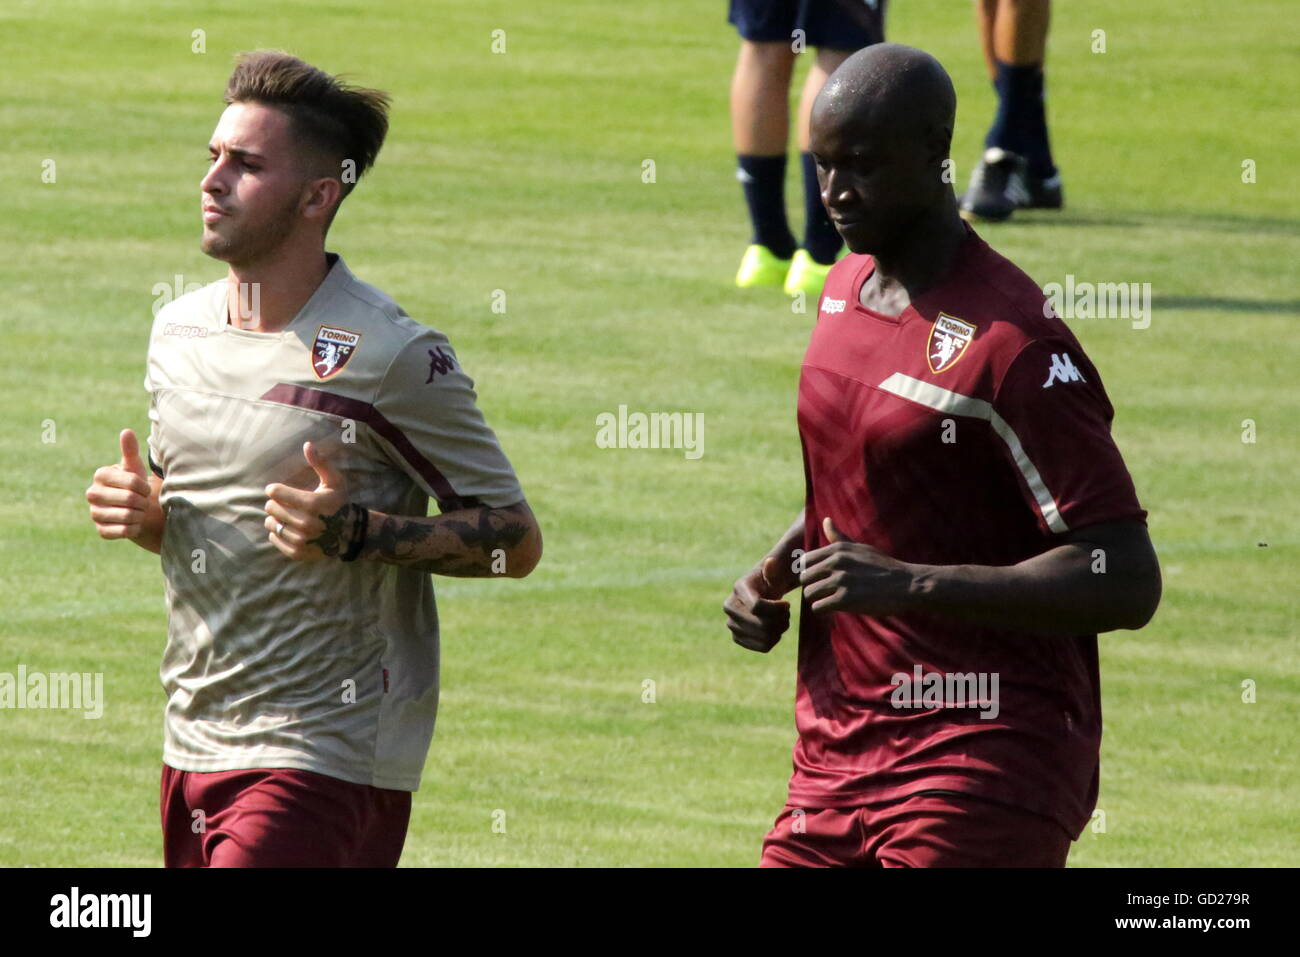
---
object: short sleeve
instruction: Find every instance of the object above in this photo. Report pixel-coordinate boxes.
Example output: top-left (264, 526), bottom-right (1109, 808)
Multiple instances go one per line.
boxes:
top-left (991, 338), bottom-right (1146, 536)
top-left (371, 329), bottom-right (524, 512)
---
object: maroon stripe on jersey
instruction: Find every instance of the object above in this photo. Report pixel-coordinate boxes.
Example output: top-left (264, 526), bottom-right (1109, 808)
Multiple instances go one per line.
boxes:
top-left (259, 383), bottom-right (459, 502)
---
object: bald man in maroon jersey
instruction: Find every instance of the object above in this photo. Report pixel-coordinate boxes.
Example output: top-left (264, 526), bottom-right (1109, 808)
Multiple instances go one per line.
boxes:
top-left (723, 43), bottom-right (1161, 867)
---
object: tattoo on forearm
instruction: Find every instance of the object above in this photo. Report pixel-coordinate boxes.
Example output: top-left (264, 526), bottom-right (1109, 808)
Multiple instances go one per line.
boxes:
top-left (443, 507), bottom-right (531, 557)
top-left (362, 504), bottom-right (533, 576)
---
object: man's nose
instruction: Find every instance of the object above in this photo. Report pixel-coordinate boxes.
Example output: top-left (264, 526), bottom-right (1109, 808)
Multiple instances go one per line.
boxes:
top-left (821, 170), bottom-right (849, 209)
top-left (200, 159), bottom-right (226, 195)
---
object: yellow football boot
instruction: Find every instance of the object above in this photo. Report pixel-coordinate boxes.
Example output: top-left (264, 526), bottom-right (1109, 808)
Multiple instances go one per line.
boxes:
top-left (782, 249), bottom-right (835, 298)
top-left (735, 244), bottom-right (793, 289)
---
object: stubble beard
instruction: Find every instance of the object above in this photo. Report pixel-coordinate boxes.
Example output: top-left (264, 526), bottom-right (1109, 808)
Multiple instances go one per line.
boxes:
top-left (200, 193), bottom-right (301, 268)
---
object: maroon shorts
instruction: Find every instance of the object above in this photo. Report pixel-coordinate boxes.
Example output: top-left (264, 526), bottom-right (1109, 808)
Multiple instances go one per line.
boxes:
top-left (161, 763), bottom-right (412, 868)
top-left (760, 790), bottom-right (1074, 867)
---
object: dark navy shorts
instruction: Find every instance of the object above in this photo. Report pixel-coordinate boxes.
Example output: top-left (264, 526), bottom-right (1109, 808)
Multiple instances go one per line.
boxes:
top-left (728, 0), bottom-right (887, 50)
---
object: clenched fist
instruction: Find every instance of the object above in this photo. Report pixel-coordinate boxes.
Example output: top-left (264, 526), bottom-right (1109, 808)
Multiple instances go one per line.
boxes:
top-left (725, 555), bottom-right (798, 653)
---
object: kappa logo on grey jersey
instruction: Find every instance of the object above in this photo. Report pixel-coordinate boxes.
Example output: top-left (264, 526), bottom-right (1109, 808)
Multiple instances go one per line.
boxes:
top-left (425, 346), bottom-right (457, 383)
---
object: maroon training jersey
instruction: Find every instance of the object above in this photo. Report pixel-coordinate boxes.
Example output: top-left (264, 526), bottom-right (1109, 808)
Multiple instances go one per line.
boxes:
top-left (790, 225), bottom-right (1147, 838)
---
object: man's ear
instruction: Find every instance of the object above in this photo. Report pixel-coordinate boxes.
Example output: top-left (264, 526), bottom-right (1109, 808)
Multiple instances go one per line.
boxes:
top-left (929, 124), bottom-right (954, 169)
top-left (301, 176), bottom-right (343, 223)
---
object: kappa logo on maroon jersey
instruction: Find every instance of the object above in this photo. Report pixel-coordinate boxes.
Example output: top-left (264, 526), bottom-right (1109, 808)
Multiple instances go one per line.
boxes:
top-left (312, 326), bottom-right (361, 379)
top-left (1042, 352), bottom-right (1087, 388)
top-left (926, 313), bottom-right (976, 374)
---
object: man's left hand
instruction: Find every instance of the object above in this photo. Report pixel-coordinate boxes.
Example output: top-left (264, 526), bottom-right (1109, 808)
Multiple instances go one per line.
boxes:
top-left (263, 441), bottom-right (355, 562)
top-left (799, 517), bottom-right (917, 616)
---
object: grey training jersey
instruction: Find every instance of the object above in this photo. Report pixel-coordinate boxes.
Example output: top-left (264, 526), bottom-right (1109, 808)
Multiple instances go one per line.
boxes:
top-left (144, 254), bottom-right (523, 790)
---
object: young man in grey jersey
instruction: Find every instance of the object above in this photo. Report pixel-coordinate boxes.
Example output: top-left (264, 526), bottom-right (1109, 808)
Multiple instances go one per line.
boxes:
top-left (85, 51), bottom-right (541, 867)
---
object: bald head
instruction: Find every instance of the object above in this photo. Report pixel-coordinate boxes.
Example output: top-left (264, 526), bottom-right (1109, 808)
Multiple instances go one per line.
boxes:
top-left (814, 43), bottom-right (956, 161)
top-left (808, 44), bottom-right (959, 255)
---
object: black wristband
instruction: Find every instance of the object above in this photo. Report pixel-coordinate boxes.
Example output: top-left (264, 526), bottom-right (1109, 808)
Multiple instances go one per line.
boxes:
top-left (341, 503), bottom-right (368, 562)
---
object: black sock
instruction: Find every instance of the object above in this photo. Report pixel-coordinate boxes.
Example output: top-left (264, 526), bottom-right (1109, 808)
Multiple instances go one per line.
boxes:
top-left (800, 151), bottom-right (841, 265)
top-left (737, 154), bottom-right (796, 259)
top-left (984, 60), bottom-right (1057, 180)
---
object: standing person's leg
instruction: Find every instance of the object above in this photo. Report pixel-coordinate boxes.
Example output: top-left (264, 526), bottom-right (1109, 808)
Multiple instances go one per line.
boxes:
top-left (732, 41), bottom-right (797, 160)
top-left (793, 47), bottom-right (852, 271)
top-left (783, 0), bottom-right (886, 296)
top-left (961, 0), bottom-right (1062, 222)
top-left (730, 2), bottom-right (801, 287)
top-left (976, 0), bottom-right (998, 79)
top-left (986, 0), bottom-right (1055, 180)
top-left (795, 48), bottom-right (849, 155)
top-left (731, 38), bottom-right (798, 262)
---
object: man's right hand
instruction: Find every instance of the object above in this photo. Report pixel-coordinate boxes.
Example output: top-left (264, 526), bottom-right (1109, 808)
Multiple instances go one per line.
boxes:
top-left (86, 429), bottom-right (153, 541)
top-left (725, 556), bottom-right (797, 653)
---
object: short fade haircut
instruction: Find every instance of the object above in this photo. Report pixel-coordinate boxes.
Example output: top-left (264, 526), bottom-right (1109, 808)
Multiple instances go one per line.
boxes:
top-left (223, 50), bottom-right (390, 206)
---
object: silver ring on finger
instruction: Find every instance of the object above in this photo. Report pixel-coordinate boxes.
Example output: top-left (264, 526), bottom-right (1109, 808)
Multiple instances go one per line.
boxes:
top-left (276, 523), bottom-right (285, 538)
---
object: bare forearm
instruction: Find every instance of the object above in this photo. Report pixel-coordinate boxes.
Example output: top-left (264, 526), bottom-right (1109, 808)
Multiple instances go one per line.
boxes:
top-left (132, 479), bottom-right (165, 555)
top-left (132, 517), bottom-right (164, 555)
top-left (755, 509), bottom-right (807, 594)
top-left (909, 542), bottom-right (1160, 636)
top-left (358, 501), bottom-right (541, 578)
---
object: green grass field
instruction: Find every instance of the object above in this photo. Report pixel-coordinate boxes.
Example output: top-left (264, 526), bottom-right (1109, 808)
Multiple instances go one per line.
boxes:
top-left (1, 0), bottom-right (1296, 866)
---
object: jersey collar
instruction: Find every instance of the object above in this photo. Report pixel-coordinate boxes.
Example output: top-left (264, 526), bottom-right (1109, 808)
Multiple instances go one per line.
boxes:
top-left (215, 252), bottom-right (350, 339)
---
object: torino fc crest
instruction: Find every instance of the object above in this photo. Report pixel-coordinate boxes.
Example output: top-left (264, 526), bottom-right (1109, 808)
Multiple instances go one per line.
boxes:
top-left (926, 313), bottom-right (976, 374)
top-left (312, 325), bottom-right (361, 380)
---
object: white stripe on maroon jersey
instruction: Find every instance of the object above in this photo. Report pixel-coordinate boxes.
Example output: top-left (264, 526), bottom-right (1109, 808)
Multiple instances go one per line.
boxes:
top-left (877, 372), bottom-right (1069, 534)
